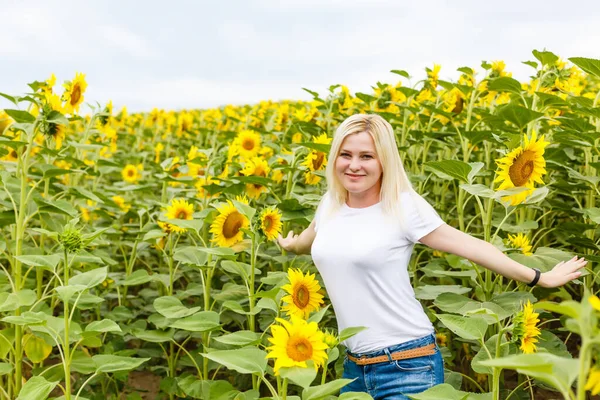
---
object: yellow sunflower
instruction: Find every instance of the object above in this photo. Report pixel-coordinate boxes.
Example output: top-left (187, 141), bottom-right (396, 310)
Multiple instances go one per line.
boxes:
top-left (281, 269), bottom-right (324, 319)
top-left (506, 233), bottom-right (533, 256)
top-left (46, 122), bottom-right (66, 149)
top-left (62, 72), bottom-right (88, 114)
top-left (210, 200), bottom-right (250, 247)
top-left (301, 133), bottom-right (331, 185)
top-left (241, 157), bottom-right (271, 200)
top-left (121, 164), bottom-right (142, 183)
top-left (512, 300), bottom-right (541, 354)
top-left (266, 316), bottom-right (329, 375)
top-left (589, 295), bottom-right (600, 312)
top-left (494, 131), bottom-right (550, 205)
top-left (586, 366), bottom-right (600, 395)
top-left (195, 176), bottom-right (219, 199)
top-left (0, 111), bottom-right (14, 134)
top-left (160, 198), bottom-right (194, 234)
top-left (235, 130), bottom-right (261, 160)
top-left (259, 207), bottom-right (283, 241)
top-left (112, 195), bottom-right (131, 213)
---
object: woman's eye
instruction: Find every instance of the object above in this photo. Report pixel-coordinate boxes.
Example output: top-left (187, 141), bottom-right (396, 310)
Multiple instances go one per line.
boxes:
top-left (340, 153), bottom-right (350, 157)
top-left (362, 155), bottom-right (373, 159)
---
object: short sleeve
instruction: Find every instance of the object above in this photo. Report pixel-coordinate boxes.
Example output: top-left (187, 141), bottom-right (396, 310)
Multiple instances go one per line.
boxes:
top-left (313, 192), bottom-right (331, 233)
top-left (401, 191), bottom-right (445, 243)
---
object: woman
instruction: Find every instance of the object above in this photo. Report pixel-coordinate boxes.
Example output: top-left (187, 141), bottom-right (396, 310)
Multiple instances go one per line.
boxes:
top-left (277, 113), bottom-right (587, 399)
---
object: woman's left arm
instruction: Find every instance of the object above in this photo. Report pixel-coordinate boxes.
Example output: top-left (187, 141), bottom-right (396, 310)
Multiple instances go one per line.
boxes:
top-left (418, 224), bottom-right (588, 288)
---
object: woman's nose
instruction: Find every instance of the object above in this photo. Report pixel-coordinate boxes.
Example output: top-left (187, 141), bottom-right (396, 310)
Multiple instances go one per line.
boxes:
top-left (349, 157), bottom-right (361, 170)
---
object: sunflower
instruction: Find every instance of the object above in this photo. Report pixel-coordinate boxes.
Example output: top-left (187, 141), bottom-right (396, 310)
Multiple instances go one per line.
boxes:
top-left (590, 295), bottom-right (600, 312)
top-left (0, 111), bottom-right (14, 134)
top-left (512, 300), bottom-right (541, 354)
top-left (112, 195), bottom-right (131, 213)
top-left (506, 233), bottom-right (533, 256)
top-left (586, 366), bottom-right (600, 395)
top-left (494, 131), bottom-right (550, 205)
top-left (301, 133), bottom-right (331, 185)
top-left (121, 164), bottom-right (142, 183)
top-left (235, 130), bottom-right (261, 160)
top-left (323, 329), bottom-right (338, 348)
top-left (241, 157), bottom-right (271, 199)
top-left (266, 316), bottom-right (329, 375)
top-left (159, 198), bottom-right (194, 234)
top-left (210, 201), bottom-right (249, 247)
top-left (259, 207), bottom-right (282, 241)
top-left (195, 177), bottom-right (219, 199)
top-left (281, 269), bottom-right (324, 319)
top-left (62, 72), bottom-right (88, 114)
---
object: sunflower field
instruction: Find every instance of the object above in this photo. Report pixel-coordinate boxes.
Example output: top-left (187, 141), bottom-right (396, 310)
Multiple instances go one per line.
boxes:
top-left (0, 50), bottom-right (599, 400)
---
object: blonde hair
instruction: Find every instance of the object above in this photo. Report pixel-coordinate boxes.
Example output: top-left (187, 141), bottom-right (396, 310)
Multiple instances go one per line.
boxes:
top-left (323, 113), bottom-right (419, 223)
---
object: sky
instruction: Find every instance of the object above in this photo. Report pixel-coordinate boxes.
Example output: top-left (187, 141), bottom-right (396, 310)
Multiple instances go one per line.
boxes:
top-left (1, 0), bottom-right (600, 113)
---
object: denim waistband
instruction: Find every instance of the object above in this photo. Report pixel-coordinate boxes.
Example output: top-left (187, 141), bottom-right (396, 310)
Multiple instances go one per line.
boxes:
top-left (346, 332), bottom-right (436, 359)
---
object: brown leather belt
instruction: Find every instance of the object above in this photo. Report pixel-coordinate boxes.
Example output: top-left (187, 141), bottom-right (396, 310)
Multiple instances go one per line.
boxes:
top-left (347, 343), bottom-right (436, 366)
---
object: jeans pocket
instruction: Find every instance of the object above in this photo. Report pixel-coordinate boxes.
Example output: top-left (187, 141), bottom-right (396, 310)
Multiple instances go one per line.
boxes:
top-left (393, 355), bottom-right (433, 372)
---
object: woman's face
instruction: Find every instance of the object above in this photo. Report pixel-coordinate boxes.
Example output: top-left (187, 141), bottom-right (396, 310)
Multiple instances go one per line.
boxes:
top-left (334, 131), bottom-right (383, 198)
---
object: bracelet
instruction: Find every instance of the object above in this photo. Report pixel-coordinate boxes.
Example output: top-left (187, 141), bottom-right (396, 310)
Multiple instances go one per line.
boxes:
top-left (527, 268), bottom-right (541, 287)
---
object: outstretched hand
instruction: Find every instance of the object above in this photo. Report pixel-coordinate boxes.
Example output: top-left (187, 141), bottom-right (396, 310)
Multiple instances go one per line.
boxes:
top-left (277, 231), bottom-right (298, 252)
top-left (540, 255), bottom-right (588, 288)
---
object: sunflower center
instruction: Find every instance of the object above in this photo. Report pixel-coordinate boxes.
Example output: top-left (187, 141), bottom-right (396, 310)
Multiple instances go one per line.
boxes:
top-left (242, 139), bottom-right (255, 151)
top-left (177, 210), bottom-right (188, 219)
top-left (263, 216), bottom-right (273, 231)
top-left (312, 152), bottom-right (325, 170)
top-left (223, 212), bottom-right (244, 239)
top-left (286, 336), bottom-right (313, 362)
top-left (127, 169), bottom-right (135, 177)
top-left (293, 285), bottom-right (310, 308)
top-left (71, 85), bottom-right (82, 106)
top-left (508, 150), bottom-right (535, 187)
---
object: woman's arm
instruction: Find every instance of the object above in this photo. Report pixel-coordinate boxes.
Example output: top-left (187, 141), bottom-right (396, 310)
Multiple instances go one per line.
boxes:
top-left (277, 219), bottom-right (317, 255)
top-left (418, 224), bottom-right (588, 288)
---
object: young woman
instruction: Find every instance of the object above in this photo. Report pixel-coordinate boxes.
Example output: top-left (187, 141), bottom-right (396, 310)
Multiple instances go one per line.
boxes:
top-left (277, 113), bottom-right (587, 400)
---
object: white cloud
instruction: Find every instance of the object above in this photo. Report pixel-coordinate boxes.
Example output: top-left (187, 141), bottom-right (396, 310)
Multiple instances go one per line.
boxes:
top-left (97, 25), bottom-right (159, 59)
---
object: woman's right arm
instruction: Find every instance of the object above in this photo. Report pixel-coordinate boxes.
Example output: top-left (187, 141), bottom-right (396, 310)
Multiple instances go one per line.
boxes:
top-left (276, 219), bottom-right (317, 255)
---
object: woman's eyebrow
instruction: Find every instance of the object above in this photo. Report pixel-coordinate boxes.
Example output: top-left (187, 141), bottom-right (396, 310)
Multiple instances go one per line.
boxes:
top-left (340, 149), bottom-right (375, 154)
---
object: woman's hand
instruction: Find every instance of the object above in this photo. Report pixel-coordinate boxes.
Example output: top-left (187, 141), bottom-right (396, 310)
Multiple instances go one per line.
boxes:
top-left (539, 256), bottom-right (588, 288)
top-left (277, 231), bottom-right (298, 253)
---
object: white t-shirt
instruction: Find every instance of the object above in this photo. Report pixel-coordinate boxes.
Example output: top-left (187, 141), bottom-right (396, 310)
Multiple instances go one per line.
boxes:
top-left (311, 191), bottom-right (445, 353)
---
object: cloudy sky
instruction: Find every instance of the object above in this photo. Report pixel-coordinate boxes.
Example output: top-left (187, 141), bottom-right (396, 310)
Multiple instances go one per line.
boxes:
top-left (2, 0), bottom-right (599, 112)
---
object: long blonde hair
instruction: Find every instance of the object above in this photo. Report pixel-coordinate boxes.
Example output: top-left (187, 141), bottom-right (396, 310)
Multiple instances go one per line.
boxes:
top-left (322, 113), bottom-right (420, 225)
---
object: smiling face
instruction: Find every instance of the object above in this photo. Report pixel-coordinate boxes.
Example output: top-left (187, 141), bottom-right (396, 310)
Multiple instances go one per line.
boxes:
top-left (334, 131), bottom-right (383, 204)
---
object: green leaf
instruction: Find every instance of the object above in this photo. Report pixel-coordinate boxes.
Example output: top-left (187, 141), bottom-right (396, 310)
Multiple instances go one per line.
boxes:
top-left (3, 109), bottom-right (35, 123)
top-left (414, 285), bottom-right (471, 300)
top-left (131, 329), bottom-right (174, 343)
top-left (201, 348), bottom-right (267, 374)
top-left (435, 314), bottom-right (488, 341)
top-left (93, 355), bottom-right (150, 373)
top-left (534, 300), bottom-right (580, 319)
top-left (302, 378), bottom-right (354, 400)
top-left (471, 334), bottom-right (510, 375)
top-left (173, 246), bottom-right (209, 266)
top-left (568, 57), bottom-right (600, 78)
top-left (0, 362), bottom-right (13, 376)
top-left (280, 362), bottom-right (317, 389)
top-left (339, 326), bottom-right (368, 343)
top-left (433, 293), bottom-right (478, 314)
top-left (307, 304), bottom-right (330, 324)
top-left (496, 104), bottom-right (544, 130)
top-left (170, 311), bottom-right (220, 332)
top-left (121, 269), bottom-right (153, 286)
top-left (54, 285), bottom-right (87, 303)
top-left (69, 267), bottom-right (108, 288)
top-left (459, 184), bottom-right (495, 199)
top-left (405, 383), bottom-right (482, 400)
top-left (532, 50), bottom-right (558, 67)
top-left (16, 376), bottom-right (59, 400)
top-left (213, 331), bottom-right (261, 346)
top-left (15, 254), bottom-right (61, 270)
top-left (425, 160), bottom-right (482, 183)
top-left (154, 296), bottom-right (201, 319)
top-left (391, 69), bottom-right (410, 78)
top-left (85, 319), bottom-right (121, 333)
top-left (487, 77), bottom-right (522, 94)
top-left (479, 353), bottom-right (578, 396)
top-left (35, 198), bottom-right (77, 217)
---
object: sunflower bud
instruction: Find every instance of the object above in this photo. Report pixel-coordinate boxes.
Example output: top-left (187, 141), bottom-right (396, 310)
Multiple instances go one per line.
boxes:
top-left (59, 226), bottom-right (84, 253)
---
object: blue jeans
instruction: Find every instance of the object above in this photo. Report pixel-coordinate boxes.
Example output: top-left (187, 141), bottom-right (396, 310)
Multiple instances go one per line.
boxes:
top-left (340, 333), bottom-right (444, 400)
